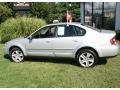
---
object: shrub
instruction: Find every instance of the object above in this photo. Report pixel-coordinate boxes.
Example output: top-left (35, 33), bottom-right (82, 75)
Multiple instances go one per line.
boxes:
top-left (115, 30), bottom-right (120, 40)
top-left (0, 17), bottom-right (46, 43)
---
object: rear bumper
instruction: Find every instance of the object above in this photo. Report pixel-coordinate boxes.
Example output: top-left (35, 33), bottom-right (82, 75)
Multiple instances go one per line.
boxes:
top-left (98, 44), bottom-right (119, 57)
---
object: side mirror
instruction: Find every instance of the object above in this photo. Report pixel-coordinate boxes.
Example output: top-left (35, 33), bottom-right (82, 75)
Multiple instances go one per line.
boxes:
top-left (28, 36), bottom-right (33, 40)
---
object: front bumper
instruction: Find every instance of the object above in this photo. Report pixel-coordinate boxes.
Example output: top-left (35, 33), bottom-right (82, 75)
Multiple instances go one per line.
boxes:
top-left (3, 43), bottom-right (9, 55)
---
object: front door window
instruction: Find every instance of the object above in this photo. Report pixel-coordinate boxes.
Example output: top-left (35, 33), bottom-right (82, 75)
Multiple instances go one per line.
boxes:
top-left (32, 26), bottom-right (57, 39)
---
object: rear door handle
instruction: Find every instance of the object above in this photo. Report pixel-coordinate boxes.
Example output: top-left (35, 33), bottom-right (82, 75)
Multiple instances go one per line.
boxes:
top-left (73, 40), bottom-right (78, 42)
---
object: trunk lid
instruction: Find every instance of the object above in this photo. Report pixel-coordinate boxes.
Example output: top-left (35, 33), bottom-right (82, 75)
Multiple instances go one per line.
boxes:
top-left (100, 30), bottom-right (116, 37)
top-left (100, 30), bottom-right (115, 34)
top-left (99, 30), bottom-right (117, 45)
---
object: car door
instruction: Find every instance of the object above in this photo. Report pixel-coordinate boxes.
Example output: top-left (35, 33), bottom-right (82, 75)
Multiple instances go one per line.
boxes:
top-left (52, 24), bottom-right (83, 58)
top-left (25, 26), bottom-right (57, 56)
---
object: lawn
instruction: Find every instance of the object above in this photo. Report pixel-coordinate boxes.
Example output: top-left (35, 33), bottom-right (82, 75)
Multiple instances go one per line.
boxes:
top-left (0, 43), bottom-right (120, 88)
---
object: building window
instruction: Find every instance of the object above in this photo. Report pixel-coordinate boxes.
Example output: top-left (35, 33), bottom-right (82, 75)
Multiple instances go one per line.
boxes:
top-left (103, 2), bottom-right (116, 30)
top-left (85, 2), bottom-right (92, 26)
top-left (85, 2), bottom-right (116, 30)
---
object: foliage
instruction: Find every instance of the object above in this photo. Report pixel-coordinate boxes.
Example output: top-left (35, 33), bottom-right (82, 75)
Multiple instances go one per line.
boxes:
top-left (104, 17), bottom-right (115, 30)
top-left (115, 30), bottom-right (120, 40)
top-left (30, 2), bottom-right (80, 23)
top-left (0, 17), bottom-right (46, 43)
top-left (0, 3), bottom-right (12, 23)
top-left (30, 3), bottom-right (50, 20)
top-left (0, 2), bottom-right (80, 23)
top-left (67, 3), bottom-right (80, 22)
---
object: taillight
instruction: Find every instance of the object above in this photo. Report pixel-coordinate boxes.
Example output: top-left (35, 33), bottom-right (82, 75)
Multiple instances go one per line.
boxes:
top-left (110, 37), bottom-right (117, 45)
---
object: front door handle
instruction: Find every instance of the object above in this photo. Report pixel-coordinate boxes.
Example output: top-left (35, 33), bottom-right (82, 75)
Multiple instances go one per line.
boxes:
top-left (46, 41), bottom-right (50, 43)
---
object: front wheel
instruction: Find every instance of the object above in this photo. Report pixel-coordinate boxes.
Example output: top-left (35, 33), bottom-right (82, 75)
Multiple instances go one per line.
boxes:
top-left (10, 47), bottom-right (24, 62)
top-left (76, 49), bottom-right (98, 68)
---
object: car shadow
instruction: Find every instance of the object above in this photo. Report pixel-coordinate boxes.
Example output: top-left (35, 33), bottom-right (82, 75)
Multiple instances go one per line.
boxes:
top-left (25, 57), bottom-right (107, 66)
top-left (97, 58), bottom-right (107, 65)
top-left (4, 55), bottom-right (108, 67)
top-left (4, 55), bottom-right (10, 59)
top-left (25, 57), bottom-right (79, 66)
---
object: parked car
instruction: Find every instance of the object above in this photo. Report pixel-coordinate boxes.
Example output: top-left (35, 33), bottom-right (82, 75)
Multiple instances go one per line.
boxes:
top-left (4, 22), bottom-right (119, 67)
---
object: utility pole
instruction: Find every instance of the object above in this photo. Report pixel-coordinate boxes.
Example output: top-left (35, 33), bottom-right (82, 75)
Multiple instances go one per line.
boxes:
top-left (102, 2), bottom-right (104, 29)
top-left (80, 2), bottom-right (85, 25)
top-left (115, 2), bottom-right (120, 31)
top-left (92, 2), bottom-right (94, 26)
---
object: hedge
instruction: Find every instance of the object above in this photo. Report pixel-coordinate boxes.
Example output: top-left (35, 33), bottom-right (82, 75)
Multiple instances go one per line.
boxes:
top-left (0, 17), bottom-right (46, 43)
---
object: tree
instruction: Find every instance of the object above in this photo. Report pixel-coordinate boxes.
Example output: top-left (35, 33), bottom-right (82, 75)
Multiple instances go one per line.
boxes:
top-left (30, 3), bottom-right (51, 19)
top-left (104, 17), bottom-right (115, 30)
top-left (0, 3), bottom-right (12, 23)
top-left (30, 2), bottom-right (80, 23)
top-left (55, 2), bottom-right (80, 22)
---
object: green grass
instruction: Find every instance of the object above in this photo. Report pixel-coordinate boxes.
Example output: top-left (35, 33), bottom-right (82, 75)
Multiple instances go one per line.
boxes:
top-left (0, 43), bottom-right (120, 87)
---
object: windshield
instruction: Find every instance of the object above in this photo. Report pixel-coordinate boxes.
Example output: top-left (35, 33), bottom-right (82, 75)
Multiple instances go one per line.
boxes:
top-left (24, 35), bottom-right (29, 38)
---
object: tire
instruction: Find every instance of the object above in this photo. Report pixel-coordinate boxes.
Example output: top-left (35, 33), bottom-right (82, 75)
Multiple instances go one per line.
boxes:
top-left (10, 47), bottom-right (24, 62)
top-left (76, 49), bottom-right (98, 68)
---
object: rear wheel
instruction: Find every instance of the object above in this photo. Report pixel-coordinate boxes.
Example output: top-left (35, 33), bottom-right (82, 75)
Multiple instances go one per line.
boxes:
top-left (10, 47), bottom-right (24, 62)
top-left (76, 49), bottom-right (98, 67)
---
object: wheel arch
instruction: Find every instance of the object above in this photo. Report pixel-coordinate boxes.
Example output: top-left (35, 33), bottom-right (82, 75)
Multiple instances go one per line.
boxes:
top-left (9, 45), bottom-right (27, 56)
top-left (75, 46), bottom-right (99, 59)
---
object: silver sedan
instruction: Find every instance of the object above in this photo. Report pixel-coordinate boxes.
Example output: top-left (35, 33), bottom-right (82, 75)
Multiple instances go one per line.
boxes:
top-left (4, 22), bottom-right (119, 67)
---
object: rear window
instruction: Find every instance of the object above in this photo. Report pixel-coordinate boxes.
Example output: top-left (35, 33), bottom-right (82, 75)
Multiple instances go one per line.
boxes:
top-left (74, 26), bottom-right (86, 36)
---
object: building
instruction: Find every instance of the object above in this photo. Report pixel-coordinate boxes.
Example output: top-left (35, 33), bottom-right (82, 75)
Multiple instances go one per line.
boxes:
top-left (11, 2), bottom-right (120, 30)
top-left (81, 2), bottom-right (120, 30)
top-left (12, 2), bottom-right (31, 15)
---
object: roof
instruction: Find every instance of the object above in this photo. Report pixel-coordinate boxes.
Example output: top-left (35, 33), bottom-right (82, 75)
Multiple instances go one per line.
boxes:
top-left (46, 22), bottom-right (82, 26)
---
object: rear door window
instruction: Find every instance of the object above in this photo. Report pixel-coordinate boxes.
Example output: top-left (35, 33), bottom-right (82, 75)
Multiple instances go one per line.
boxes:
top-left (74, 26), bottom-right (86, 36)
top-left (57, 25), bottom-right (77, 37)
top-left (57, 26), bottom-right (65, 36)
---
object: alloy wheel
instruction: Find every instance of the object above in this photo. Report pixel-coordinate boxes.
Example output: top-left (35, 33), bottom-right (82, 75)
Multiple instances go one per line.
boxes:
top-left (11, 49), bottom-right (24, 62)
top-left (79, 52), bottom-right (95, 67)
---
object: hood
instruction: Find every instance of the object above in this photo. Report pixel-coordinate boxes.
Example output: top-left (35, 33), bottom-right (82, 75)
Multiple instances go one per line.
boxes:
top-left (6, 37), bottom-right (25, 44)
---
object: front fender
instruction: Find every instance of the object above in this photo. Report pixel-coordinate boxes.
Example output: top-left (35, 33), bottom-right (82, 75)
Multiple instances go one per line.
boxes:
top-left (8, 43), bottom-right (27, 56)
